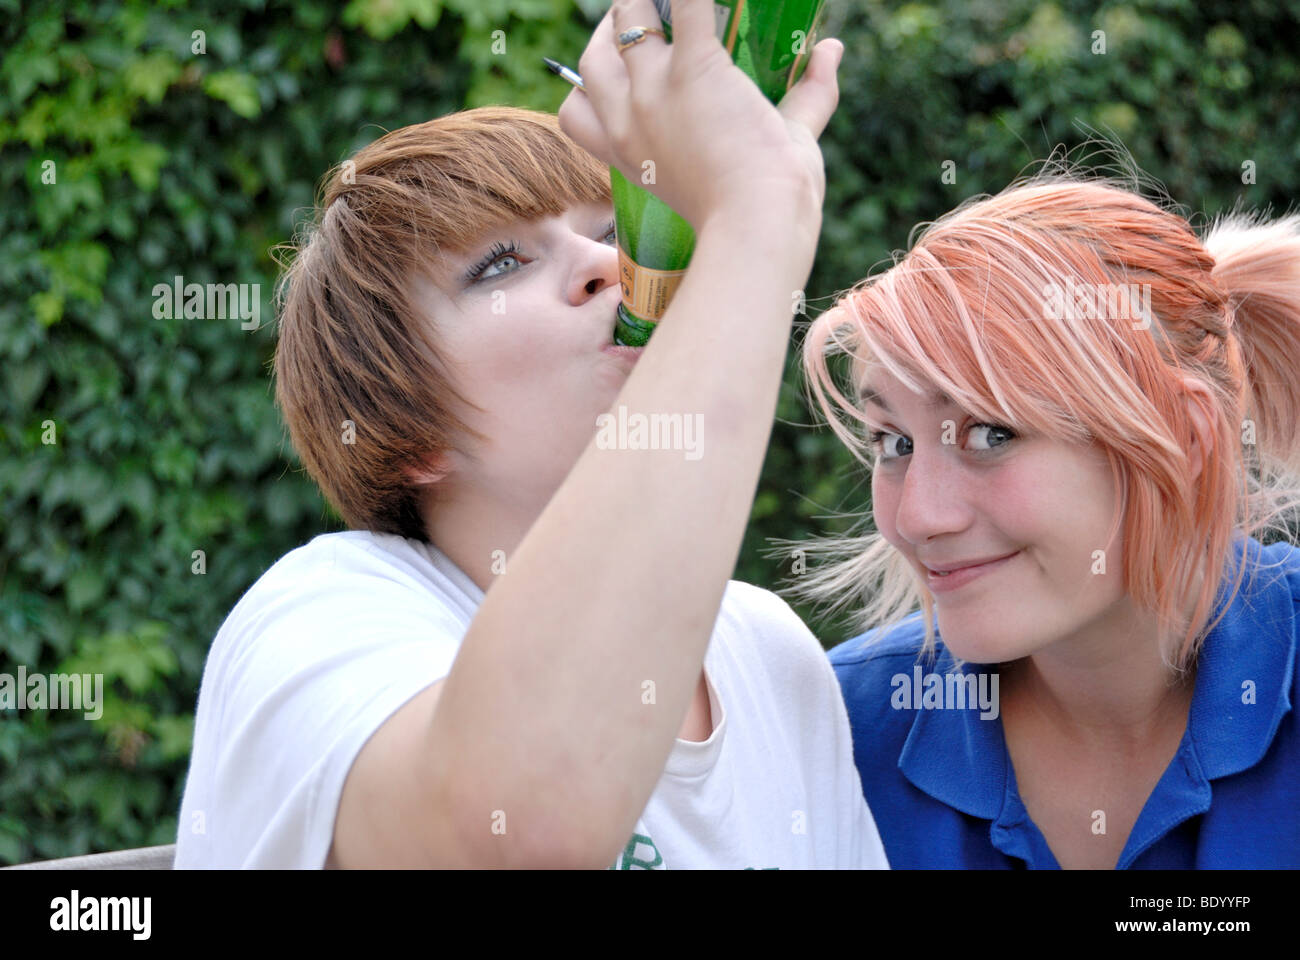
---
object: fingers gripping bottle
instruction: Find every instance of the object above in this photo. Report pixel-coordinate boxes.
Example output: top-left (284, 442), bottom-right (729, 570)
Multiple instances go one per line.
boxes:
top-left (611, 0), bottom-right (829, 346)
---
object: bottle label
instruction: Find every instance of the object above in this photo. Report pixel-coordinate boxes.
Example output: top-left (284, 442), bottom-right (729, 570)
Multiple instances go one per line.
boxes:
top-left (618, 246), bottom-right (687, 322)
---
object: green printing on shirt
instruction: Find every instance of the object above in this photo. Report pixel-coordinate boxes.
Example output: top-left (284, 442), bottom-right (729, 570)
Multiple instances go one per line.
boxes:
top-left (609, 832), bottom-right (780, 869)
top-left (614, 833), bottom-right (663, 870)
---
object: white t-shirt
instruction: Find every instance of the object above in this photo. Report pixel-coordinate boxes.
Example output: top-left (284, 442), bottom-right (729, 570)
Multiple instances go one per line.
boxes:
top-left (174, 530), bottom-right (889, 869)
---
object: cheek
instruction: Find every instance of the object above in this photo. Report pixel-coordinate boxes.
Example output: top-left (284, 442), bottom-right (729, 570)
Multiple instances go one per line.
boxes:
top-left (871, 469), bottom-right (901, 545)
top-left (451, 310), bottom-right (578, 406)
top-left (1025, 450), bottom-right (1114, 538)
top-left (978, 458), bottom-right (1048, 535)
top-left (997, 448), bottom-right (1119, 591)
top-left (478, 320), bottom-right (562, 381)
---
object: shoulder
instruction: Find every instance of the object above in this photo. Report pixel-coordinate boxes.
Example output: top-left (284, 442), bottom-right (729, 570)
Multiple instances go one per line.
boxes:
top-left (827, 614), bottom-right (947, 725)
top-left (245, 529), bottom-right (451, 596)
top-left (229, 530), bottom-right (466, 618)
top-left (718, 579), bottom-right (810, 630)
top-left (208, 530), bottom-right (473, 677)
top-left (193, 529), bottom-right (473, 769)
top-left (1247, 534), bottom-right (1300, 698)
top-left (1221, 536), bottom-right (1300, 658)
top-left (706, 582), bottom-right (844, 713)
top-left (180, 530), bottom-right (471, 868)
top-left (716, 580), bottom-right (827, 662)
top-left (827, 612), bottom-right (937, 671)
top-left (1250, 536), bottom-right (1300, 601)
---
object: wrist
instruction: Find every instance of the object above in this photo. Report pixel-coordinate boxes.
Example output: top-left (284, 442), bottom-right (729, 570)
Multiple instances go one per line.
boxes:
top-left (683, 201), bottom-right (821, 327)
top-left (697, 190), bottom-right (823, 256)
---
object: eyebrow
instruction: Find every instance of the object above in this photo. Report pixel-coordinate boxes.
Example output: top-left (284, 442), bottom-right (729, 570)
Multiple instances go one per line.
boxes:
top-left (858, 385), bottom-right (954, 412)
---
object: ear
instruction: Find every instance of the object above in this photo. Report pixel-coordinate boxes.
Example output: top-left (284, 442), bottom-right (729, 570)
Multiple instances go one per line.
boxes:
top-left (1180, 376), bottom-right (1217, 481)
top-left (405, 450), bottom-right (452, 487)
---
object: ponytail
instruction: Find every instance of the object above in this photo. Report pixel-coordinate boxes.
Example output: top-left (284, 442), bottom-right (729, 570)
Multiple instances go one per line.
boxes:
top-left (1203, 212), bottom-right (1300, 480)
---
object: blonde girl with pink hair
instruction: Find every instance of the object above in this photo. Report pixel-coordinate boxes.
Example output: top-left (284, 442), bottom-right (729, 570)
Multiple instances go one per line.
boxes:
top-left (791, 170), bottom-right (1300, 868)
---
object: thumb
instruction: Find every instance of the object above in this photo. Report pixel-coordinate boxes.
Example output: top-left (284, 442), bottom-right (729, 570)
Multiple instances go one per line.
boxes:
top-left (775, 38), bottom-right (843, 141)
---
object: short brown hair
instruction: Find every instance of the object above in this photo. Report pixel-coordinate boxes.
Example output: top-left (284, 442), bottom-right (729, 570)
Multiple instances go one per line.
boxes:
top-left (273, 106), bottom-right (612, 541)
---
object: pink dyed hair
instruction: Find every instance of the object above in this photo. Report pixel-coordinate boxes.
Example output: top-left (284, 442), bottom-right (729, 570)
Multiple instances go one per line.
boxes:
top-left (784, 171), bottom-right (1300, 670)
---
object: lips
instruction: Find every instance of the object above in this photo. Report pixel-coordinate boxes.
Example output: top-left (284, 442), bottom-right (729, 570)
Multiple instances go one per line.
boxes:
top-left (922, 550), bottom-right (1021, 594)
top-left (602, 343), bottom-right (644, 361)
top-left (924, 551), bottom-right (1021, 575)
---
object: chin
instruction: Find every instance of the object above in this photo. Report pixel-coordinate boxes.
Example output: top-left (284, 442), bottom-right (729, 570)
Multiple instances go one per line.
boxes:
top-left (933, 608), bottom-right (1041, 665)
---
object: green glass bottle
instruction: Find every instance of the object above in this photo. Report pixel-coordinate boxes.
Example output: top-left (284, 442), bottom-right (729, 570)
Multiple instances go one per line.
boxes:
top-left (612, 0), bottom-right (829, 346)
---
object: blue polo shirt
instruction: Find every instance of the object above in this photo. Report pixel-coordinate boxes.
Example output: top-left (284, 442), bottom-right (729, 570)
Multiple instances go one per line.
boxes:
top-left (827, 535), bottom-right (1300, 868)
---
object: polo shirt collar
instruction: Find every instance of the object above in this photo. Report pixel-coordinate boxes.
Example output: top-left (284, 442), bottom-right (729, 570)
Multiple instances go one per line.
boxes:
top-left (896, 651), bottom-right (1008, 821)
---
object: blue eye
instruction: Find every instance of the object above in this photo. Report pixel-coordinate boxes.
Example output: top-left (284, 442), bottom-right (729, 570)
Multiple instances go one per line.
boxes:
top-left (868, 431), bottom-right (912, 460)
top-left (867, 423), bottom-right (1016, 461)
top-left (465, 220), bottom-right (617, 284)
top-left (465, 240), bottom-right (523, 283)
top-left (967, 423), bottom-right (1016, 451)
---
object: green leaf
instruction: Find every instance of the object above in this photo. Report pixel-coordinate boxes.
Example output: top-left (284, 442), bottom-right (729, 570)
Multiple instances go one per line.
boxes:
top-left (29, 290), bottom-right (63, 328)
top-left (123, 52), bottom-right (182, 104)
top-left (9, 364), bottom-right (49, 414)
top-left (152, 714), bottom-right (195, 762)
top-left (344, 0), bottom-right (444, 40)
top-left (125, 141), bottom-right (168, 192)
top-left (119, 471), bottom-right (157, 521)
top-left (82, 492), bottom-right (122, 535)
top-left (65, 568), bottom-right (106, 612)
top-left (202, 70), bottom-right (262, 118)
top-left (5, 50), bottom-right (60, 106)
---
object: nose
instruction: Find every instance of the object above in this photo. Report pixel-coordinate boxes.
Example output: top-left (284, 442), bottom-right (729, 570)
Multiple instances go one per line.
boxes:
top-left (569, 234), bottom-right (621, 303)
top-left (889, 444), bottom-right (975, 547)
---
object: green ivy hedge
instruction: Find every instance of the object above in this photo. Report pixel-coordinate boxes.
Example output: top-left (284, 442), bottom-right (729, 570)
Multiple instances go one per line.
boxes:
top-left (1, 0), bottom-right (1295, 862)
